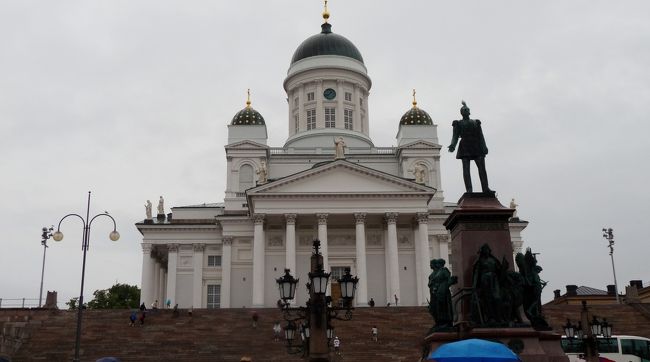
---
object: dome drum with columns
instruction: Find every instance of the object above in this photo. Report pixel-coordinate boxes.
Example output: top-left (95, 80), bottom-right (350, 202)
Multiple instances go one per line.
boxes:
top-left (136, 4), bottom-right (528, 310)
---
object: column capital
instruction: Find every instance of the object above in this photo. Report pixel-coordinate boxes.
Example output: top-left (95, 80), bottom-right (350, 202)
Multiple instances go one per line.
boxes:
top-left (316, 213), bottom-right (329, 225)
top-left (142, 243), bottom-right (153, 253)
top-left (354, 212), bottom-right (367, 224)
top-left (168, 243), bottom-right (179, 253)
top-left (285, 213), bottom-right (297, 224)
top-left (193, 243), bottom-right (206, 252)
top-left (253, 213), bottom-right (265, 225)
top-left (222, 236), bottom-right (233, 246)
top-left (416, 212), bottom-right (429, 224)
top-left (385, 212), bottom-right (398, 224)
top-left (336, 79), bottom-right (343, 85)
top-left (315, 78), bottom-right (323, 85)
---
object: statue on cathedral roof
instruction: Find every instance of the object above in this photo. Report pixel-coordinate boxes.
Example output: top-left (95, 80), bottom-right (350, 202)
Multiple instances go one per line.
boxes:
top-left (334, 137), bottom-right (346, 159)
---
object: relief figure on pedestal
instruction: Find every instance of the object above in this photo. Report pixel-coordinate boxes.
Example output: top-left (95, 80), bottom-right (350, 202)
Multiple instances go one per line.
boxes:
top-left (471, 244), bottom-right (504, 325)
top-left (428, 258), bottom-right (456, 330)
top-left (516, 248), bottom-right (550, 330)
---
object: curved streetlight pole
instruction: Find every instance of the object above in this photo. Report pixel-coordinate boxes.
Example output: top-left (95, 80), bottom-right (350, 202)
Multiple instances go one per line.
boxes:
top-left (602, 228), bottom-right (619, 304)
top-left (52, 191), bottom-right (119, 362)
top-left (38, 226), bottom-right (54, 308)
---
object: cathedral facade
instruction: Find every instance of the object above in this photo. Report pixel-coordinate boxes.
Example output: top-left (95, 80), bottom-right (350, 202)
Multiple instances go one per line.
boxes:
top-left (136, 9), bottom-right (526, 309)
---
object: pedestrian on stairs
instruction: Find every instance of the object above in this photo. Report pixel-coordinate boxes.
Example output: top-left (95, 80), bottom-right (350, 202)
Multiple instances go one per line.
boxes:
top-left (333, 336), bottom-right (341, 356)
top-left (139, 310), bottom-right (146, 325)
top-left (251, 311), bottom-right (259, 328)
top-left (129, 311), bottom-right (137, 326)
top-left (273, 321), bottom-right (281, 341)
top-left (371, 326), bottom-right (378, 342)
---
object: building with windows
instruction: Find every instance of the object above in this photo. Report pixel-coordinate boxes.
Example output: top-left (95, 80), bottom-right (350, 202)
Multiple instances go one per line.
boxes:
top-left (135, 7), bottom-right (527, 309)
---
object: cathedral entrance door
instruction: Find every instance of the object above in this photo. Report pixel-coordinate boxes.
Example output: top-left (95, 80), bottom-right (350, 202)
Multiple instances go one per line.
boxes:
top-left (330, 266), bottom-right (350, 307)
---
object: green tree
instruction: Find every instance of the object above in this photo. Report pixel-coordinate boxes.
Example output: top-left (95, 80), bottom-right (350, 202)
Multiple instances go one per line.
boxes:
top-left (86, 283), bottom-right (141, 309)
top-left (65, 284), bottom-right (140, 310)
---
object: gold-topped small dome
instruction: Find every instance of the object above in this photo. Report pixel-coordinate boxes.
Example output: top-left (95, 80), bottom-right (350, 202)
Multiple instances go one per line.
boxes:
top-left (231, 89), bottom-right (265, 126)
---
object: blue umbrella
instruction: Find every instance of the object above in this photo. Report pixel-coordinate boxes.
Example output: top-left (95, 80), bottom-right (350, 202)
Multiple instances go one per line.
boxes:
top-left (428, 338), bottom-right (520, 362)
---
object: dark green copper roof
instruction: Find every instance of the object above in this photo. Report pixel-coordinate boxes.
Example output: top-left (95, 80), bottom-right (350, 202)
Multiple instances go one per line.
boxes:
top-left (231, 106), bottom-right (265, 126)
top-left (399, 107), bottom-right (433, 126)
top-left (291, 23), bottom-right (364, 65)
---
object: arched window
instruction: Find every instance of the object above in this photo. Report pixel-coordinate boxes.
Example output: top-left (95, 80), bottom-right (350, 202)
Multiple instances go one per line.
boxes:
top-left (239, 164), bottom-right (254, 191)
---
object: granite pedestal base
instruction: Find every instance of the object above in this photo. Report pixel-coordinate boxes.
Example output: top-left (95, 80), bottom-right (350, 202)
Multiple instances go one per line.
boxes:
top-left (424, 328), bottom-right (568, 362)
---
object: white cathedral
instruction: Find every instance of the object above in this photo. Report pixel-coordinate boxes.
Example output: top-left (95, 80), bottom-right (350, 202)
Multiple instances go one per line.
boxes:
top-left (136, 7), bottom-right (527, 309)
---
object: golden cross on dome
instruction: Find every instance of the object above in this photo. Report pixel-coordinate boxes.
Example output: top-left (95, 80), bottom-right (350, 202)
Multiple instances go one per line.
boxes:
top-left (412, 89), bottom-right (418, 108)
top-left (246, 89), bottom-right (251, 108)
top-left (323, 0), bottom-right (330, 23)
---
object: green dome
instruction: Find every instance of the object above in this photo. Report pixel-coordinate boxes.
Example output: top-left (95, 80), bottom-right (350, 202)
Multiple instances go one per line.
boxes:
top-left (291, 23), bottom-right (364, 65)
top-left (231, 106), bottom-right (265, 126)
top-left (399, 107), bottom-right (433, 126)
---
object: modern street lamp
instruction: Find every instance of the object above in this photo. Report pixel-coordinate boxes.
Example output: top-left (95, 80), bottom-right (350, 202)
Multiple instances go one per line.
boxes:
top-left (563, 301), bottom-right (614, 362)
top-left (602, 228), bottom-right (620, 304)
top-left (53, 191), bottom-right (119, 362)
top-left (39, 226), bottom-right (54, 308)
top-left (276, 240), bottom-right (359, 362)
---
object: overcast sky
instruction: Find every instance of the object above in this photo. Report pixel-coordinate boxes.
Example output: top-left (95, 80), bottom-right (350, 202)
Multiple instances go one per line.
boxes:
top-left (1, 1), bottom-right (649, 308)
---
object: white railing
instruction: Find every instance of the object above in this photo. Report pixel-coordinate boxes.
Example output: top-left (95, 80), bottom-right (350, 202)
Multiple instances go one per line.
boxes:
top-left (0, 298), bottom-right (40, 308)
top-left (269, 147), bottom-right (396, 155)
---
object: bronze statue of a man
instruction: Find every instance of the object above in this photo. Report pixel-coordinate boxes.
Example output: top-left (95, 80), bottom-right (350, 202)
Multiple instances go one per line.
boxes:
top-left (448, 101), bottom-right (491, 193)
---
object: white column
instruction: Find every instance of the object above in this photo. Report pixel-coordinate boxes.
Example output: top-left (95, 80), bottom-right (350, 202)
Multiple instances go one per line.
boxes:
top-left (385, 213), bottom-right (400, 304)
top-left (252, 214), bottom-right (266, 307)
top-left (315, 79), bottom-right (324, 128)
top-left (316, 213), bottom-right (329, 273)
top-left (285, 214), bottom-right (297, 274)
top-left (192, 243), bottom-right (205, 308)
top-left (153, 261), bottom-right (162, 305)
top-left (354, 213), bottom-right (368, 306)
top-left (166, 244), bottom-right (179, 306)
top-left (221, 237), bottom-right (233, 308)
top-left (438, 236), bottom-right (449, 265)
top-left (158, 264), bottom-right (165, 304)
top-left (353, 83), bottom-right (361, 132)
top-left (336, 79), bottom-right (344, 129)
top-left (298, 83), bottom-right (305, 130)
top-left (417, 213), bottom-right (431, 306)
top-left (317, 213), bottom-right (330, 295)
top-left (413, 223), bottom-right (423, 305)
top-left (151, 260), bottom-right (159, 305)
top-left (140, 243), bottom-right (154, 305)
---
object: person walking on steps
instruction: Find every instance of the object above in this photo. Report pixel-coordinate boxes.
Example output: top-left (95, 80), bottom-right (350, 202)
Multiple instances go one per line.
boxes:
top-left (333, 336), bottom-right (341, 356)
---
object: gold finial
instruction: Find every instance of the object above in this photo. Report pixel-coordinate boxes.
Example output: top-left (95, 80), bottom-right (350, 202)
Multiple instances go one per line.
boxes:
top-left (322, 0), bottom-right (330, 23)
top-left (246, 89), bottom-right (251, 108)
top-left (412, 89), bottom-right (418, 108)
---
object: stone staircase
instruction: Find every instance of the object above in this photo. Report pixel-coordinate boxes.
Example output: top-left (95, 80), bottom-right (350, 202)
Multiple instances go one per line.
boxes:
top-left (4, 307), bottom-right (432, 362)
top-left (543, 304), bottom-right (650, 338)
top-left (6, 303), bottom-right (650, 361)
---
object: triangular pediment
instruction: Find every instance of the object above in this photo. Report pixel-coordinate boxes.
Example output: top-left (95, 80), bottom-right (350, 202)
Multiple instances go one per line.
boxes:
top-left (398, 140), bottom-right (441, 149)
top-left (225, 140), bottom-right (269, 149)
top-left (248, 160), bottom-right (435, 196)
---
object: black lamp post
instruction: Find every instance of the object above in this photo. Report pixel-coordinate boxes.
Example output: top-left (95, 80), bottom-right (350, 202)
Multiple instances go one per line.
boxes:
top-left (602, 228), bottom-right (620, 304)
top-left (52, 191), bottom-right (119, 362)
top-left (39, 226), bottom-right (54, 308)
top-left (564, 301), bottom-right (614, 362)
top-left (276, 240), bottom-right (358, 362)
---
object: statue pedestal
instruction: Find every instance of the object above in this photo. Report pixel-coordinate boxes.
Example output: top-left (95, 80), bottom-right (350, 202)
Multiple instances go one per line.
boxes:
top-left (427, 192), bottom-right (567, 362)
top-left (444, 192), bottom-right (514, 330)
top-left (424, 328), bottom-right (568, 362)
top-left (156, 214), bottom-right (166, 222)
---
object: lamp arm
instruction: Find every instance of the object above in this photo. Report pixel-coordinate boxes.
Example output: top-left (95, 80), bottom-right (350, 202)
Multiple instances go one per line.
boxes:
top-left (88, 213), bottom-right (117, 231)
top-left (56, 213), bottom-right (86, 231)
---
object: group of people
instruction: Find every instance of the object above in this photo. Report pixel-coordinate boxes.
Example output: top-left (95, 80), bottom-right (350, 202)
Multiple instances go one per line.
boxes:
top-left (129, 299), bottom-right (181, 326)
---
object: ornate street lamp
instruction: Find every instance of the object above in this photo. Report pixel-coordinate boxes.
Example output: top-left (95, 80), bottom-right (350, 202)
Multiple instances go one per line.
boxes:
top-left (276, 239), bottom-right (358, 361)
top-left (563, 319), bottom-right (576, 339)
top-left (53, 191), bottom-right (119, 362)
top-left (277, 269), bottom-right (299, 302)
top-left (564, 301), bottom-right (615, 362)
top-left (309, 267), bottom-right (330, 295)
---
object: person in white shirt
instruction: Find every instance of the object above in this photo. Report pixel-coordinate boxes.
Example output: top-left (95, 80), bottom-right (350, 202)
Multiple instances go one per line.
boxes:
top-left (371, 326), bottom-right (378, 342)
top-left (333, 336), bottom-right (341, 355)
